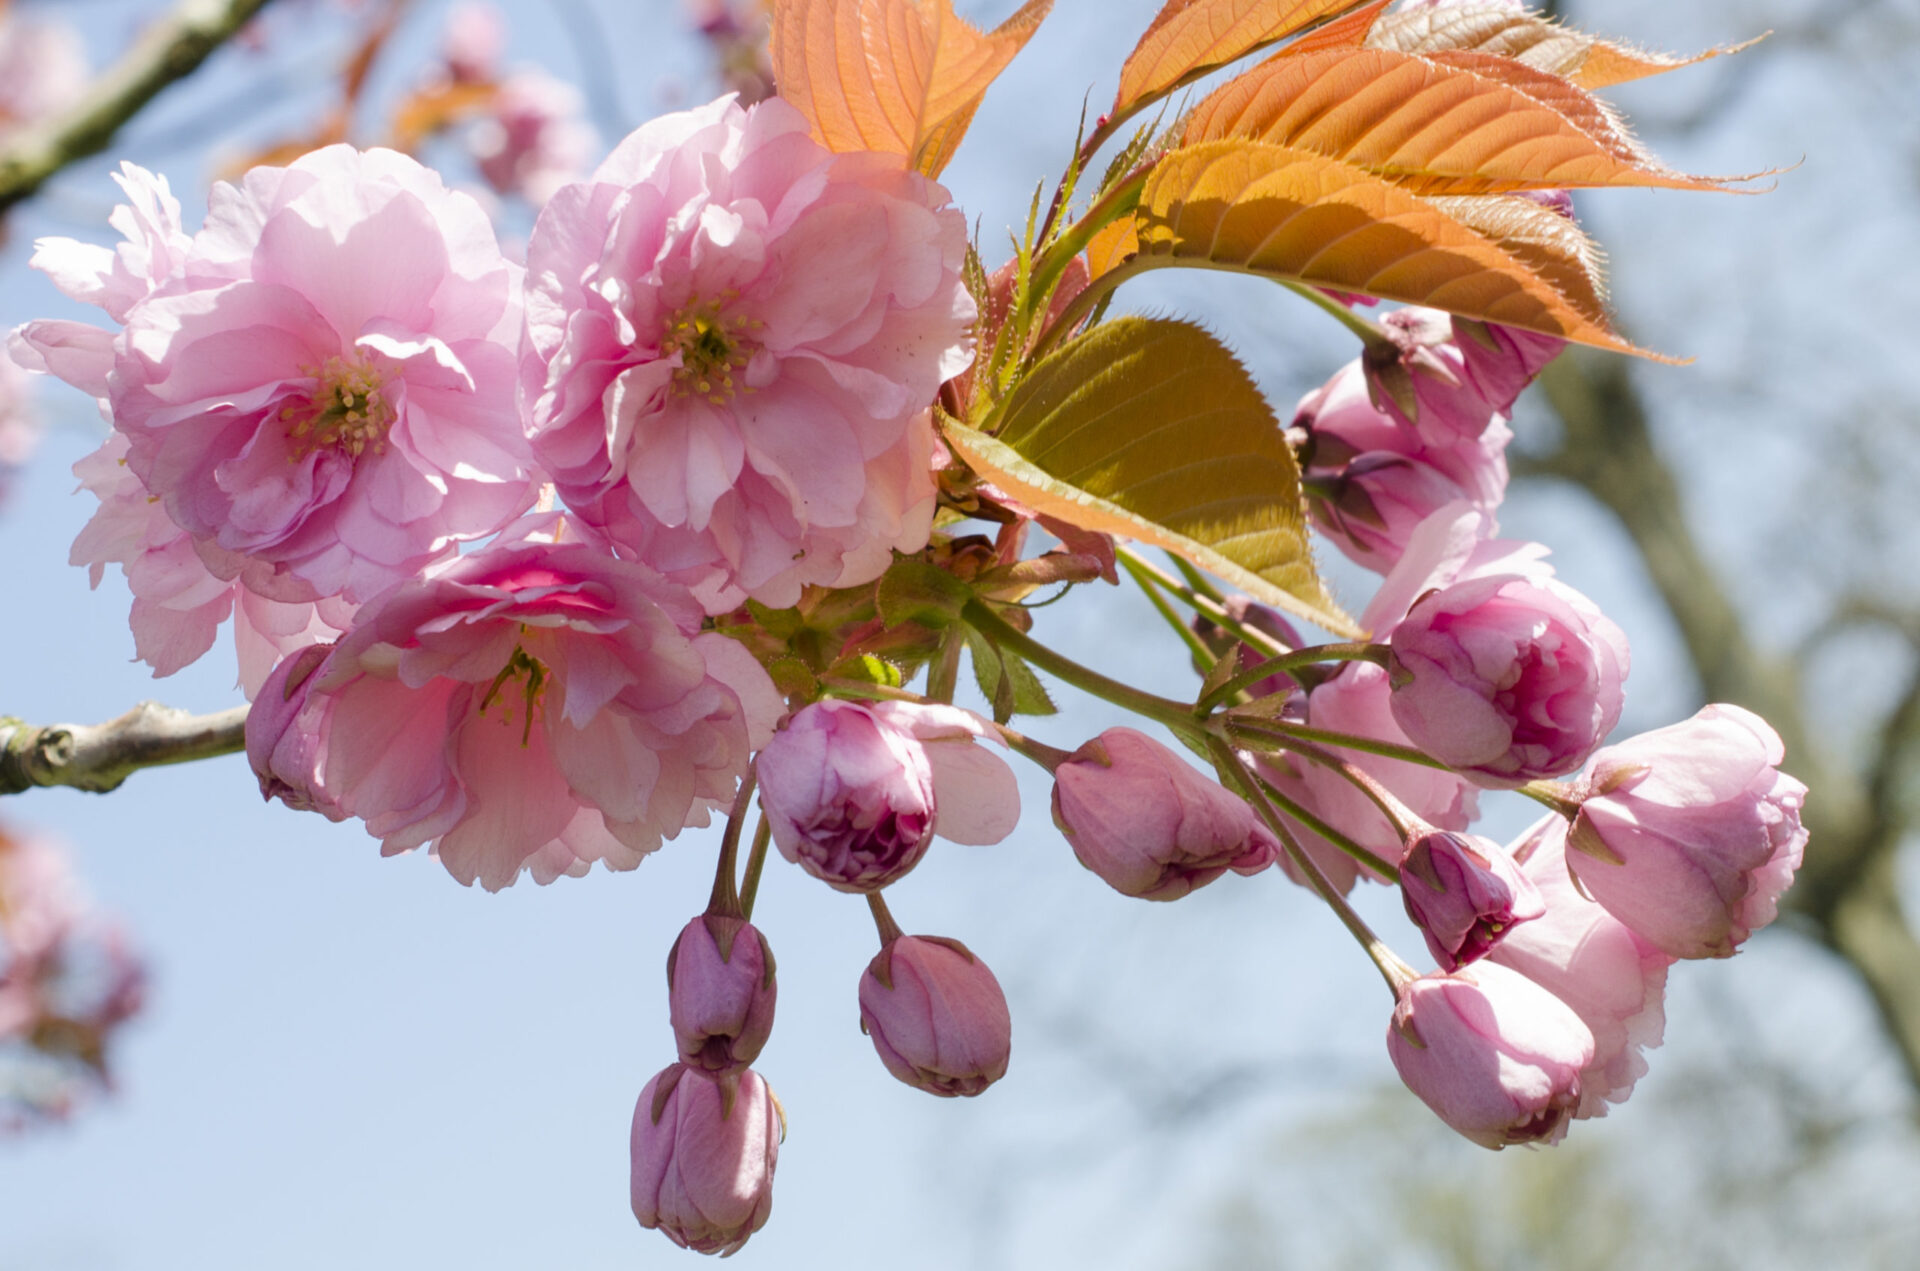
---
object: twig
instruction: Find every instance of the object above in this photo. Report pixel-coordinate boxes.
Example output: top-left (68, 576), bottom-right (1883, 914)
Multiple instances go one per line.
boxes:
top-left (1, 702), bottom-right (248, 795)
top-left (0, 0), bottom-right (279, 213)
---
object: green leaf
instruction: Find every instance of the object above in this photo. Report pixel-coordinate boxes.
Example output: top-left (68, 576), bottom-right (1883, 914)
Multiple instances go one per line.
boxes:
top-left (875, 557), bottom-right (974, 629)
top-left (944, 317), bottom-right (1356, 636)
top-left (827, 654), bottom-right (904, 689)
top-left (964, 626), bottom-right (1058, 722)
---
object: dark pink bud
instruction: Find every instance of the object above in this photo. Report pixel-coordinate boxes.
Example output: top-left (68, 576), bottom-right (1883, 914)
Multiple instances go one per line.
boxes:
top-left (245, 642), bottom-right (344, 819)
top-left (1388, 572), bottom-right (1630, 787)
top-left (1387, 962), bottom-right (1593, 1149)
top-left (756, 699), bottom-right (1017, 893)
top-left (630, 1063), bottom-right (782, 1256)
top-left (667, 914), bottom-right (777, 1076)
top-left (1400, 830), bottom-right (1545, 970)
top-left (1051, 727), bottom-right (1277, 901)
top-left (859, 935), bottom-right (1010, 1097)
top-left (1565, 704), bottom-right (1808, 959)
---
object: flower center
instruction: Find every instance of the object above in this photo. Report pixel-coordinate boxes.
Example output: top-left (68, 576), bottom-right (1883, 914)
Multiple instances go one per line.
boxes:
top-left (477, 644), bottom-right (551, 746)
top-left (280, 354), bottom-right (396, 459)
top-left (663, 297), bottom-right (759, 405)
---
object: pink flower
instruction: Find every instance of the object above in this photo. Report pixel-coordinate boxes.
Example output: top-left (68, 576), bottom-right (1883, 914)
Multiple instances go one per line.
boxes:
top-left (1257, 662), bottom-right (1480, 893)
top-left (470, 70), bottom-right (596, 207)
top-left (630, 1063), bottom-right (781, 1256)
top-left (246, 641), bottom-right (344, 818)
top-left (440, 1), bottom-right (505, 82)
top-left (1564, 704), bottom-right (1808, 959)
top-left (1295, 360), bottom-right (1510, 573)
top-left (859, 935), bottom-right (1011, 1097)
top-left (0, 356), bottom-right (38, 496)
top-left (1388, 571), bottom-right (1630, 786)
top-left (520, 95), bottom-right (974, 611)
top-left (105, 145), bottom-right (537, 606)
top-left (756, 699), bottom-right (1018, 893)
top-left (1387, 961), bottom-right (1594, 1149)
top-left (1400, 829), bottom-right (1544, 972)
top-left (1489, 816), bottom-right (1671, 1116)
top-left (1051, 727), bottom-right (1277, 900)
top-left (266, 520), bottom-right (783, 890)
top-left (1366, 305), bottom-right (1562, 436)
top-left (667, 914), bottom-right (777, 1077)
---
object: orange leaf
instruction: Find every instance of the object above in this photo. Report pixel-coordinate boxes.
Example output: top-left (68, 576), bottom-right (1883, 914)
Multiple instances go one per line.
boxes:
top-left (1085, 217), bottom-right (1140, 281)
top-left (1265, 0), bottom-right (1391, 59)
top-left (1363, 5), bottom-right (1760, 90)
top-left (1113, 0), bottom-right (1371, 117)
top-left (1134, 139), bottom-right (1675, 360)
top-left (770, 0), bottom-right (1052, 176)
top-left (1182, 46), bottom-right (1737, 194)
top-left (388, 81), bottom-right (499, 154)
top-left (1422, 194), bottom-right (1607, 327)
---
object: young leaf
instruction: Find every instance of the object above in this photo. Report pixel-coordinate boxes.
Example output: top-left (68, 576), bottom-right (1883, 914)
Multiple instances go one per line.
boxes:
top-left (1134, 138), bottom-right (1672, 359)
top-left (1423, 193), bottom-right (1607, 327)
top-left (1264, 0), bottom-right (1391, 58)
top-left (1363, 5), bottom-right (1759, 90)
top-left (1115, 0), bottom-right (1372, 118)
top-left (1182, 47), bottom-right (1739, 194)
top-left (770, 0), bottom-right (1053, 176)
top-left (944, 317), bottom-right (1356, 635)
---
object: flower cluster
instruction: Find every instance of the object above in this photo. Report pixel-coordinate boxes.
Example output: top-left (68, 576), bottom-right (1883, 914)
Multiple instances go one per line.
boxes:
top-left (7, 0), bottom-right (1808, 1253)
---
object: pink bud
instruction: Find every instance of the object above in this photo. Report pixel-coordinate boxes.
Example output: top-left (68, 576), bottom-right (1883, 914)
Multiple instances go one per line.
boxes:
top-left (667, 914), bottom-right (777, 1076)
top-left (1387, 962), bottom-right (1594, 1149)
top-left (1051, 727), bottom-right (1277, 900)
top-left (1388, 572), bottom-right (1630, 786)
top-left (757, 700), bottom-right (1018, 893)
top-left (1400, 830), bottom-right (1545, 971)
top-left (1564, 704), bottom-right (1808, 959)
top-left (245, 643), bottom-right (344, 820)
top-left (1296, 361), bottom-right (1510, 574)
top-left (859, 936), bottom-right (1011, 1097)
top-left (1489, 817), bottom-right (1672, 1116)
top-left (630, 1063), bottom-right (782, 1256)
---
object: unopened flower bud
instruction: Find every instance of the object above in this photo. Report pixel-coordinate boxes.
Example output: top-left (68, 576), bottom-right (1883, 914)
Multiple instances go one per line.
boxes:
top-left (667, 914), bottom-right (777, 1076)
top-left (859, 935), bottom-right (1010, 1097)
top-left (1388, 572), bottom-right (1629, 786)
top-left (1051, 727), bottom-right (1277, 900)
top-left (1400, 829), bottom-right (1545, 971)
top-left (1388, 962), bottom-right (1594, 1149)
top-left (757, 700), bottom-right (1018, 893)
top-left (1565, 703), bottom-right (1808, 959)
top-left (245, 642), bottom-right (344, 819)
top-left (630, 1063), bottom-right (782, 1256)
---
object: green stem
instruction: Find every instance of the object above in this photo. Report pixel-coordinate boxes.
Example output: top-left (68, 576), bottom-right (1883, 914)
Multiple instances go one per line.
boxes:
top-left (1247, 767), bottom-right (1401, 884)
top-left (1025, 166), bottom-right (1150, 326)
top-left (1282, 281), bottom-right (1393, 349)
top-left (993, 722), bottom-right (1074, 773)
top-left (1023, 255), bottom-right (1153, 368)
top-left (1170, 555), bottom-right (1228, 605)
top-left (1228, 716), bottom-right (1451, 771)
top-left (707, 767), bottom-right (757, 918)
top-left (927, 628), bottom-right (964, 704)
top-left (738, 817), bottom-right (773, 921)
top-left (1211, 738), bottom-right (1414, 995)
top-left (1119, 551), bottom-right (1220, 672)
top-left (1197, 642), bottom-right (1389, 713)
top-left (1114, 548), bottom-right (1293, 663)
top-left (1520, 779), bottom-right (1583, 821)
top-left (963, 599), bottom-right (1196, 733)
top-left (867, 891), bottom-right (906, 947)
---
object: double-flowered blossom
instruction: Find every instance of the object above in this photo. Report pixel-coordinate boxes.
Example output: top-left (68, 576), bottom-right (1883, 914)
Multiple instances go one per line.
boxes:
top-left (755, 699), bottom-right (1018, 893)
top-left (1400, 829), bottom-right (1544, 972)
top-left (1564, 704), bottom-right (1808, 959)
top-left (1489, 817), bottom-right (1672, 1117)
top-left (11, 165), bottom-right (354, 694)
top-left (859, 935), bottom-right (1011, 1097)
top-left (102, 145), bottom-right (537, 606)
top-left (667, 914), bottom-right (777, 1077)
top-left (1388, 961), bottom-right (1594, 1150)
top-left (1388, 567), bottom-right (1630, 788)
top-left (1051, 727), bottom-right (1278, 900)
top-left (630, 1063), bottom-right (782, 1256)
top-left (248, 518), bottom-right (782, 890)
top-left (520, 94), bottom-right (975, 611)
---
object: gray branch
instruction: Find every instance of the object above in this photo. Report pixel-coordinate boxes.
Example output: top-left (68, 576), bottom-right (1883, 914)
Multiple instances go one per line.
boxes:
top-left (1, 702), bottom-right (248, 795)
top-left (0, 0), bottom-right (278, 214)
